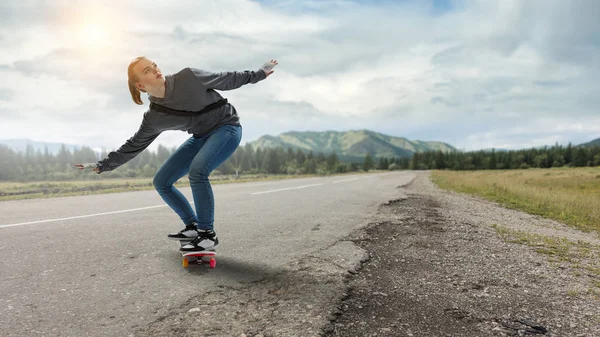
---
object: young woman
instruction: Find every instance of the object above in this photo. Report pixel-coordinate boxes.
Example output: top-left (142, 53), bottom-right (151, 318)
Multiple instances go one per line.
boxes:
top-left (76, 56), bottom-right (277, 252)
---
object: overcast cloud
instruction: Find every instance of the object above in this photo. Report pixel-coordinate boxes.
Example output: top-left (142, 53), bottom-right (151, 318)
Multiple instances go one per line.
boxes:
top-left (0, 0), bottom-right (598, 152)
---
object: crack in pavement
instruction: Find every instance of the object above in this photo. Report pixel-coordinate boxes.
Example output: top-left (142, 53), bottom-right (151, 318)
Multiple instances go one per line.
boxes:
top-left (133, 241), bottom-right (368, 337)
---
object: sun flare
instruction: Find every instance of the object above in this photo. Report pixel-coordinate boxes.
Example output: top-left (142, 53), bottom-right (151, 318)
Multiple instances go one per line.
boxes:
top-left (77, 23), bottom-right (109, 48)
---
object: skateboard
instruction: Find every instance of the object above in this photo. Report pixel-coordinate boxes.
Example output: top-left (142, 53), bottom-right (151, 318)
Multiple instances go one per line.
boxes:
top-left (178, 241), bottom-right (217, 269)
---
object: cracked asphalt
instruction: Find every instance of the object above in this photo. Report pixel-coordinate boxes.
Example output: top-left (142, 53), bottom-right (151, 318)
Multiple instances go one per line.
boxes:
top-left (0, 172), bottom-right (413, 337)
top-left (327, 173), bottom-right (600, 337)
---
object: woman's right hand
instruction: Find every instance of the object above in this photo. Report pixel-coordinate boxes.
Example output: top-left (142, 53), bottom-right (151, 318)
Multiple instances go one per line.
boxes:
top-left (75, 163), bottom-right (100, 173)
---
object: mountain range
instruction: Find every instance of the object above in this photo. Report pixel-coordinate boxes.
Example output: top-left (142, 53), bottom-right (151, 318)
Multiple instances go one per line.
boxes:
top-left (246, 130), bottom-right (456, 161)
top-left (579, 137), bottom-right (600, 148)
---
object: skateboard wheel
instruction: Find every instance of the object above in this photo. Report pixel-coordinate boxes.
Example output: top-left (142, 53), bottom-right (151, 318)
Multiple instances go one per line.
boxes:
top-left (209, 258), bottom-right (216, 268)
top-left (182, 258), bottom-right (189, 268)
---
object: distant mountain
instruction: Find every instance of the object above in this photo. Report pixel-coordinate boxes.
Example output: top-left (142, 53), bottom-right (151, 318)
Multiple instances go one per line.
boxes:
top-left (2, 130), bottom-right (458, 161)
top-left (247, 130), bottom-right (457, 161)
top-left (578, 137), bottom-right (600, 147)
top-left (0, 138), bottom-right (82, 155)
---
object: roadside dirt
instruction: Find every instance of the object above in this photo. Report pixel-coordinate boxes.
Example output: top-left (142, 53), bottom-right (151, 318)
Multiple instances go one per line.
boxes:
top-left (326, 172), bottom-right (600, 337)
top-left (134, 172), bottom-right (599, 336)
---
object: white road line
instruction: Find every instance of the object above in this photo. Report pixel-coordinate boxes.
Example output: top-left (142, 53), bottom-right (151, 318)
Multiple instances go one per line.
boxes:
top-left (0, 205), bottom-right (168, 229)
top-left (250, 183), bottom-right (322, 195)
top-left (1, 173), bottom-right (392, 228)
top-left (333, 178), bottom-right (359, 183)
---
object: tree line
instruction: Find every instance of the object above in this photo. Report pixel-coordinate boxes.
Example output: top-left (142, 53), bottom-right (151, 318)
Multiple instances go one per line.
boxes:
top-left (0, 143), bottom-right (382, 182)
top-left (0, 142), bottom-right (598, 182)
top-left (413, 143), bottom-right (600, 170)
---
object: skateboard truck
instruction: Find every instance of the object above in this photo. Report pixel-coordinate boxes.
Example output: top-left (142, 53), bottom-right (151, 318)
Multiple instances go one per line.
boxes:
top-left (179, 241), bottom-right (217, 268)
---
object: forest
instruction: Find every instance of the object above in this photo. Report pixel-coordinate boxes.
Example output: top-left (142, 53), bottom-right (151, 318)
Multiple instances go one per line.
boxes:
top-left (0, 142), bottom-right (598, 182)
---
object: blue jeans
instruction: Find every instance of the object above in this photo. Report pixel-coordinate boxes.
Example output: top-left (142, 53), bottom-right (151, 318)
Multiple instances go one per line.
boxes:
top-left (153, 125), bottom-right (242, 230)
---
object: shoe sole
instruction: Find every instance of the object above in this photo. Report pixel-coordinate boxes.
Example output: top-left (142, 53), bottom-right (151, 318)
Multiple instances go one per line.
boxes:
top-left (168, 236), bottom-right (197, 241)
top-left (180, 243), bottom-right (219, 252)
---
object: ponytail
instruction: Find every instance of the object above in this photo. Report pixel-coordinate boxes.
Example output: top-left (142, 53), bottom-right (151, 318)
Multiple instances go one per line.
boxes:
top-left (128, 80), bottom-right (143, 105)
top-left (127, 56), bottom-right (147, 105)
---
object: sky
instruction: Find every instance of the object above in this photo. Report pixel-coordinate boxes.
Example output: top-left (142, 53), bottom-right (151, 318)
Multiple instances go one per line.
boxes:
top-left (0, 0), bottom-right (599, 153)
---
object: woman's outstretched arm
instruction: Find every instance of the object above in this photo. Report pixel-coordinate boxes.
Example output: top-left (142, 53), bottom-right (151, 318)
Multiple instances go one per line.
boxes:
top-left (190, 60), bottom-right (277, 91)
top-left (75, 115), bottom-right (161, 174)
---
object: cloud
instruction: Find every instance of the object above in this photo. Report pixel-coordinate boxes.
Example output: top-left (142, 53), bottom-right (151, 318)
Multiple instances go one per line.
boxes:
top-left (430, 96), bottom-right (460, 107)
top-left (0, 0), bottom-right (598, 152)
top-left (533, 80), bottom-right (565, 88)
top-left (0, 89), bottom-right (15, 101)
top-left (12, 60), bottom-right (36, 76)
top-left (462, 117), bottom-right (600, 151)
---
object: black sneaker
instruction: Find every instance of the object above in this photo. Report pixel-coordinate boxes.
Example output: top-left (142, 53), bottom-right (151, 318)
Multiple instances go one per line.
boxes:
top-left (167, 223), bottom-right (199, 241)
top-left (180, 229), bottom-right (219, 252)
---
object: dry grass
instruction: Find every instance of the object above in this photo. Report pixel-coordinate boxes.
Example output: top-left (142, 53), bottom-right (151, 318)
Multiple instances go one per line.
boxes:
top-left (0, 178), bottom-right (166, 201)
top-left (0, 171), bottom-right (376, 201)
top-left (492, 224), bottom-right (600, 295)
top-left (431, 167), bottom-right (600, 233)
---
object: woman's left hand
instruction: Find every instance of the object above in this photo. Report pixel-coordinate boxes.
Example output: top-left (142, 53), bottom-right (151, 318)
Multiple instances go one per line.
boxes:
top-left (261, 60), bottom-right (278, 77)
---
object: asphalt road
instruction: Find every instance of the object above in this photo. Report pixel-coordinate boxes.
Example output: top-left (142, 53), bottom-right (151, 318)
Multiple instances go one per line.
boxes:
top-left (0, 172), bottom-right (415, 337)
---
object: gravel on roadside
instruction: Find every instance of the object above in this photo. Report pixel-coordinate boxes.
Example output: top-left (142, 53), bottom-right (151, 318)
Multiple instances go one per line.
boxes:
top-left (327, 171), bottom-right (600, 337)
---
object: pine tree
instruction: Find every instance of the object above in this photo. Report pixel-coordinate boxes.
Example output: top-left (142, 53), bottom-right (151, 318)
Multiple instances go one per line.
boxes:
top-left (434, 150), bottom-right (446, 169)
top-left (564, 143), bottom-right (573, 166)
top-left (241, 145), bottom-right (254, 172)
top-left (226, 147), bottom-right (244, 176)
top-left (572, 147), bottom-right (588, 167)
top-left (156, 144), bottom-right (171, 164)
top-left (363, 154), bottom-right (374, 171)
top-left (263, 148), bottom-right (280, 174)
top-left (327, 152), bottom-right (339, 171)
top-left (295, 149), bottom-right (306, 167)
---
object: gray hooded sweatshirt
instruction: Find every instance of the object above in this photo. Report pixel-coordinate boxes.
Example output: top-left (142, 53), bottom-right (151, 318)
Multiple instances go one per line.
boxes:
top-left (96, 67), bottom-right (267, 173)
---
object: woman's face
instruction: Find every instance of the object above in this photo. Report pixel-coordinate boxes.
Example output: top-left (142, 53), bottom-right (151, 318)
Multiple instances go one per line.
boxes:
top-left (133, 58), bottom-right (164, 91)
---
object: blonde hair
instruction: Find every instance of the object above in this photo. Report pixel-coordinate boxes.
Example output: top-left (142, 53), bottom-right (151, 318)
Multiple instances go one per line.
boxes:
top-left (127, 56), bottom-right (147, 105)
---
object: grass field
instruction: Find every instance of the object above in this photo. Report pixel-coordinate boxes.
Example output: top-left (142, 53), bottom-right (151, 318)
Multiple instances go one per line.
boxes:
top-left (431, 167), bottom-right (600, 233)
top-left (0, 171), bottom-right (374, 202)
